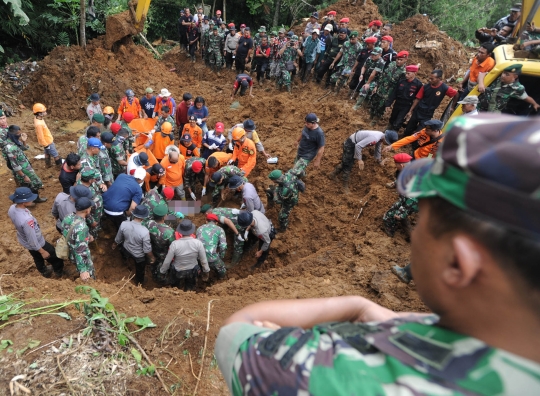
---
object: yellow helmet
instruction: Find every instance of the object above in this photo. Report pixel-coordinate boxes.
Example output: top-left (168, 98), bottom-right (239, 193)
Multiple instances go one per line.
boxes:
top-left (232, 127), bottom-right (246, 140)
top-left (161, 122), bottom-right (173, 133)
top-left (33, 103), bottom-right (47, 113)
top-left (103, 106), bottom-right (114, 115)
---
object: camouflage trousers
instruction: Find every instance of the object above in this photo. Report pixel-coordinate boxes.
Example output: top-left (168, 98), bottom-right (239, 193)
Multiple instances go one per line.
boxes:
top-left (209, 257), bottom-right (226, 278)
top-left (292, 157), bottom-right (310, 175)
top-left (332, 139), bottom-right (355, 181)
top-left (276, 64), bottom-right (292, 87)
top-left (14, 169), bottom-right (43, 191)
top-left (270, 60), bottom-right (280, 78)
top-left (329, 66), bottom-right (350, 87)
top-left (382, 196), bottom-right (418, 235)
top-left (278, 199), bottom-right (297, 229)
top-left (231, 224), bottom-right (245, 264)
top-left (89, 195), bottom-right (103, 237)
top-left (208, 50), bottom-right (222, 67)
top-left (370, 92), bottom-right (388, 119)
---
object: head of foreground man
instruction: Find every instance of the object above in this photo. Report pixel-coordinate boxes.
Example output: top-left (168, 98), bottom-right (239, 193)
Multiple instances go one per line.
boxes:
top-left (215, 114), bottom-right (540, 394)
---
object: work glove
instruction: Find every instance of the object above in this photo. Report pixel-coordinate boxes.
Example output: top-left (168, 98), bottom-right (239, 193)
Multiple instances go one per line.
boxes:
top-left (196, 118), bottom-right (202, 125)
top-left (227, 159), bottom-right (234, 165)
top-left (144, 139), bottom-right (154, 148)
top-left (228, 142), bottom-right (234, 151)
top-left (240, 203), bottom-right (246, 209)
top-left (244, 230), bottom-right (249, 240)
top-left (201, 187), bottom-right (206, 196)
top-left (190, 192), bottom-right (197, 200)
top-left (236, 234), bottom-right (245, 242)
top-left (175, 212), bottom-right (184, 219)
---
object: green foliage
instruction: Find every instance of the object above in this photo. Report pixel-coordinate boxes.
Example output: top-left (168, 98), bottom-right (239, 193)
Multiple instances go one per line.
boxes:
top-left (41, 0), bottom-right (81, 45)
top-left (3, 0), bottom-right (30, 25)
top-left (56, 31), bottom-right (70, 46)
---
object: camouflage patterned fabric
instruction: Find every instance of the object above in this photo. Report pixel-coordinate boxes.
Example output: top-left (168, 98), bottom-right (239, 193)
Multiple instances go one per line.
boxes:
top-left (478, 77), bottom-right (528, 112)
top-left (267, 171), bottom-right (300, 230)
top-left (370, 61), bottom-right (406, 118)
top-left (108, 141), bottom-right (127, 176)
top-left (216, 314), bottom-right (540, 395)
top-left (184, 157), bottom-right (206, 190)
top-left (382, 195), bottom-right (418, 236)
top-left (4, 140), bottom-right (43, 190)
top-left (276, 47), bottom-right (298, 87)
top-left (211, 207), bottom-right (244, 263)
top-left (80, 152), bottom-right (104, 187)
top-left (98, 147), bottom-right (113, 183)
top-left (329, 40), bottom-right (362, 87)
top-left (208, 32), bottom-right (224, 69)
top-left (76, 180), bottom-right (103, 237)
top-left (120, 121), bottom-right (134, 153)
top-left (61, 213), bottom-right (95, 278)
top-left (77, 135), bottom-right (88, 157)
top-left (211, 165), bottom-right (246, 202)
top-left (155, 114), bottom-right (176, 132)
top-left (144, 219), bottom-right (174, 273)
top-left (291, 157), bottom-right (310, 175)
top-left (196, 221), bottom-right (227, 277)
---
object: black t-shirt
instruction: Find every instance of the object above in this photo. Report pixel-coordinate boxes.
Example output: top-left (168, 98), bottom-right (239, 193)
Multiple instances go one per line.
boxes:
top-left (59, 165), bottom-right (79, 194)
top-left (236, 37), bottom-right (254, 58)
top-left (297, 126), bottom-right (325, 161)
top-left (180, 15), bottom-right (193, 31)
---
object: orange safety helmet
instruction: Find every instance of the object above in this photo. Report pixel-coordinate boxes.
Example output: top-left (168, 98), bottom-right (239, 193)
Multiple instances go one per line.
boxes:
top-left (33, 103), bottom-right (47, 113)
top-left (103, 106), bottom-right (114, 114)
top-left (232, 127), bottom-right (246, 140)
top-left (161, 122), bottom-right (173, 133)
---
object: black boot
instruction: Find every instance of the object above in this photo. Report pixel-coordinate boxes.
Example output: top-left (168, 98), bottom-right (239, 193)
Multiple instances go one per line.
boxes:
top-left (33, 190), bottom-right (47, 203)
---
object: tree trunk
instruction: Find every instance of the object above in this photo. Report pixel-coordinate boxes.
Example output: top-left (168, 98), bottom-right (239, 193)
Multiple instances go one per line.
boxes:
top-left (212, 0), bottom-right (217, 17)
top-left (273, 0), bottom-right (281, 27)
top-left (223, 0), bottom-right (226, 23)
top-left (80, 0), bottom-right (86, 49)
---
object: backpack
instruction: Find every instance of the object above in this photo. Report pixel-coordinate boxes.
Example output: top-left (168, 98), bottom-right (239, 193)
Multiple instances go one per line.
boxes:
top-left (55, 222), bottom-right (77, 260)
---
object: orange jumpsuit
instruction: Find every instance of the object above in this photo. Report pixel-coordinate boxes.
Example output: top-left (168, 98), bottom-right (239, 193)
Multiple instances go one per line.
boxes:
top-left (391, 129), bottom-right (443, 159)
top-left (205, 152), bottom-right (232, 179)
top-left (232, 138), bottom-right (257, 176)
top-left (152, 131), bottom-right (174, 160)
top-left (160, 155), bottom-right (185, 188)
top-left (182, 124), bottom-right (203, 148)
top-left (118, 97), bottom-right (142, 119)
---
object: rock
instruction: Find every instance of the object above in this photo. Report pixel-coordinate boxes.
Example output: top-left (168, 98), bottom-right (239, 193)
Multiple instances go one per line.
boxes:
top-left (370, 271), bottom-right (393, 293)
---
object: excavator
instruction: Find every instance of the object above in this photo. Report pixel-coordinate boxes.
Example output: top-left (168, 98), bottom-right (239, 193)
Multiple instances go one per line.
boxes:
top-left (104, 0), bottom-right (152, 50)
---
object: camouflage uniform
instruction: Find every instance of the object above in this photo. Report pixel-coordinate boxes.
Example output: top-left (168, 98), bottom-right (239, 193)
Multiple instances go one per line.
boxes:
top-left (370, 61), bottom-right (406, 119)
top-left (266, 172), bottom-right (300, 230)
top-left (76, 179), bottom-right (103, 237)
top-left (211, 207), bottom-right (244, 263)
top-left (522, 30), bottom-right (540, 55)
top-left (98, 147), bottom-right (113, 183)
top-left (80, 152), bottom-right (104, 188)
top-left (382, 195), bottom-right (418, 236)
top-left (5, 140), bottom-right (43, 191)
top-left (215, 314), bottom-right (540, 395)
top-left (140, 188), bottom-right (177, 223)
top-left (270, 37), bottom-right (287, 78)
top-left (108, 140), bottom-right (127, 176)
top-left (208, 32), bottom-right (224, 71)
top-left (61, 213), bottom-right (95, 278)
top-left (196, 221), bottom-right (227, 277)
top-left (202, 29), bottom-right (212, 66)
top-left (120, 121), bottom-right (134, 153)
top-left (77, 135), bottom-right (88, 157)
top-left (211, 165), bottom-right (247, 203)
top-left (144, 219), bottom-right (174, 275)
top-left (356, 56), bottom-right (386, 99)
top-left (362, 27), bottom-right (379, 41)
top-left (184, 157), bottom-right (206, 191)
top-left (478, 77), bottom-right (529, 113)
top-left (154, 114), bottom-right (176, 132)
top-left (277, 47), bottom-right (298, 87)
top-left (291, 157), bottom-right (311, 175)
top-left (329, 40), bottom-right (362, 89)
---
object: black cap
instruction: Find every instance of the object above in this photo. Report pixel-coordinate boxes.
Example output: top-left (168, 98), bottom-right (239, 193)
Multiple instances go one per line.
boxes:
top-left (70, 184), bottom-right (92, 200)
top-left (209, 172), bottom-right (223, 188)
top-left (90, 93), bottom-right (100, 101)
top-left (101, 132), bottom-right (114, 143)
top-left (424, 119), bottom-right (444, 130)
top-left (9, 187), bottom-right (37, 203)
top-left (237, 211), bottom-right (253, 227)
top-left (228, 175), bottom-right (244, 189)
top-left (243, 119), bottom-right (255, 131)
top-left (138, 152), bottom-right (149, 166)
top-left (338, 28), bottom-right (348, 34)
top-left (75, 197), bottom-right (95, 211)
top-left (177, 219), bottom-right (196, 235)
top-left (132, 205), bottom-right (149, 219)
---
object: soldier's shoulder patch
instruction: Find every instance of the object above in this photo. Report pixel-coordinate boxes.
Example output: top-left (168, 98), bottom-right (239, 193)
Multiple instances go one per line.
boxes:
top-left (27, 219), bottom-right (35, 228)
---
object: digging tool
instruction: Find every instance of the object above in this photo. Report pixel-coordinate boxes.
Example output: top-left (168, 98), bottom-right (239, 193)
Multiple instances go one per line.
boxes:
top-left (355, 196), bottom-right (371, 222)
top-left (316, 90), bottom-right (333, 101)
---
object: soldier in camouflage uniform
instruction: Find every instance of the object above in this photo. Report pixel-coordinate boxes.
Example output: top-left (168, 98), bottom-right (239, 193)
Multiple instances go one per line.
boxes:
top-left (120, 112), bottom-right (135, 153)
top-left (276, 35), bottom-right (301, 93)
top-left (184, 157), bottom-right (206, 200)
top-left (105, 129), bottom-right (128, 177)
top-left (4, 126), bottom-right (48, 202)
top-left (216, 115), bottom-right (540, 396)
top-left (266, 169), bottom-right (303, 232)
top-left (369, 52), bottom-right (407, 125)
top-left (97, 136), bottom-right (113, 186)
top-left (80, 137), bottom-right (108, 195)
top-left (140, 186), bottom-right (183, 224)
top-left (77, 168), bottom-right (103, 237)
top-left (144, 204), bottom-right (175, 281)
top-left (353, 47), bottom-right (386, 110)
top-left (207, 26), bottom-right (225, 73)
top-left (251, 26), bottom-right (267, 72)
top-left (61, 197), bottom-right (95, 280)
top-left (478, 64), bottom-right (540, 113)
top-left (153, 106), bottom-right (176, 133)
top-left (201, 20), bottom-right (214, 67)
top-left (329, 31), bottom-right (362, 94)
top-left (270, 29), bottom-right (288, 79)
top-left (208, 165), bottom-right (247, 205)
top-left (382, 195), bottom-right (418, 237)
top-left (201, 205), bottom-right (245, 265)
top-left (197, 212), bottom-right (228, 278)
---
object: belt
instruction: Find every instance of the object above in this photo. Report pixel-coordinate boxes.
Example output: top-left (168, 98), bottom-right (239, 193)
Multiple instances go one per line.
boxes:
top-left (104, 209), bottom-right (124, 216)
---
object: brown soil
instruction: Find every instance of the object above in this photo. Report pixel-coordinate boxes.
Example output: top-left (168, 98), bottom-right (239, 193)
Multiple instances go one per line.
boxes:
top-left (104, 9), bottom-right (141, 50)
top-left (5, 0), bottom-right (466, 393)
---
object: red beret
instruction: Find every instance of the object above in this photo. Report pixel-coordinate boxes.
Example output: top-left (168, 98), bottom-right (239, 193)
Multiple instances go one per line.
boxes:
top-left (369, 20), bottom-right (383, 27)
top-left (192, 161), bottom-right (203, 173)
top-left (123, 112), bottom-right (134, 123)
top-left (406, 65), bottom-right (419, 72)
top-left (339, 18), bottom-right (350, 23)
top-left (163, 187), bottom-right (174, 200)
top-left (397, 50), bottom-right (409, 58)
top-left (381, 35), bottom-right (393, 42)
top-left (393, 153), bottom-right (413, 163)
top-left (327, 11), bottom-right (337, 16)
top-left (364, 37), bottom-right (377, 44)
top-left (206, 213), bottom-right (219, 222)
top-left (110, 123), bottom-right (121, 134)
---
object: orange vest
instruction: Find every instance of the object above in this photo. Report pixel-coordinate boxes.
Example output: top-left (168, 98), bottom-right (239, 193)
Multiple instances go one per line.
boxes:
top-left (232, 138), bottom-right (257, 177)
top-left (160, 155), bottom-right (185, 187)
top-left (205, 152), bottom-right (232, 178)
top-left (179, 142), bottom-right (200, 158)
top-left (152, 132), bottom-right (173, 160)
top-left (154, 97), bottom-right (174, 116)
top-left (182, 124), bottom-right (203, 148)
top-left (118, 97), bottom-right (141, 118)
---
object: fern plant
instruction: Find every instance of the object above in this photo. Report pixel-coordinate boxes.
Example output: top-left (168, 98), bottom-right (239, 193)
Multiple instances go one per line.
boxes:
top-left (56, 31), bottom-right (70, 47)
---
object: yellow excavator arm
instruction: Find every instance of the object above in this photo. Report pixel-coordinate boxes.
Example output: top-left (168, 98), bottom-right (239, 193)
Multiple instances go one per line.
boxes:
top-left (134, 0), bottom-right (152, 29)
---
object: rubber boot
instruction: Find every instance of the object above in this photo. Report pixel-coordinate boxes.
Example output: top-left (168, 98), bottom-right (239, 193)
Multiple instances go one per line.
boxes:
top-left (343, 180), bottom-right (350, 194)
top-left (45, 156), bottom-right (52, 167)
top-left (287, 85), bottom-right (292, 94)
top-left (34, 191), bottom-right (48, 203)
top-left (231, 251), bottom-right (242, 265)
top-left (391, 265), bottom-right (412, 284)
top-left (328, 168), bottom-right (339, 181)
top-left (353, 96), bottom-right (365, 111)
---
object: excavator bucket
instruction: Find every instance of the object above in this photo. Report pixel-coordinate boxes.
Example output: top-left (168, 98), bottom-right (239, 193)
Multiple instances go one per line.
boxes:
top-left (104, 0), bottom-right (152, 50)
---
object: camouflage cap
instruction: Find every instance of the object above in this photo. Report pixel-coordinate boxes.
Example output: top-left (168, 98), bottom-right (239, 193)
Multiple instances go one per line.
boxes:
top-left (398, 114), bottom-right (540, 240)
top-left (371, 47), bottom-right (383, 55)
top-left (258, 26), bottom-right (266, 33)
top-left (278, 28), bottom-right (286, 34)
top-left (80, 168), bottom-right (99, 179)
top-left (271, 30), bottom-right (278, 36)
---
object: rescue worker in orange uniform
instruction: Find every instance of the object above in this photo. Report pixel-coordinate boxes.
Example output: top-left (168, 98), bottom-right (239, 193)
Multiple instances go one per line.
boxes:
top-left (384, 119), bottom-right (444, 159)
top-left (228, 127), bottom-right (257, 177)
top-left (118, 89), bottom-right (143, 121)
top-left (151, 121), bottom-right (174, 161)
top-left (33, 103), bottom-right (62, 167)
top-left (204, 151), bottom-right (232, 185)
top-left (159, 147), bottom-right (186, 200)
top-left (179, 133), bottom-right (201, 158)
top-left (181, 115), bottom-right (204, 148)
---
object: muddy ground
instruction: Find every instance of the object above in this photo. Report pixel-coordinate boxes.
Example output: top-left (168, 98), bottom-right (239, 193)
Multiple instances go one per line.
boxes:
top-left (1, 0), bottom-right (468, 394)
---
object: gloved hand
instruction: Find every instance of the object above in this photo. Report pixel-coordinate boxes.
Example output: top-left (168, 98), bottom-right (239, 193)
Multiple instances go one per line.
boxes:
top-left (210, 144), bottom-right (218, 150)
top-left (190, 192), bottom-right (196, 200)
top-left (201, 187), bottom-right (206, 196)
top-left (227, 159), bottom-right (234, 165)
top-left (196, 118), bottom-right (202, 125)
top-left (244, 230), bottom-right (249, 240)
top-left (175, 212), bottom-right (184, 219)
top-left (144, 139), bottom-right (154, 149)
top-left (240, 203), bottom-right (246, 209)
top-left (229, 142), bottom-right (234, 151)
top-left (236, 234), bottom-right (245, 242)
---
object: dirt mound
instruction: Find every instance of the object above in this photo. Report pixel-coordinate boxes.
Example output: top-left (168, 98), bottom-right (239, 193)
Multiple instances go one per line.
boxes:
top-left (104, 9), bottom-right (140, 50)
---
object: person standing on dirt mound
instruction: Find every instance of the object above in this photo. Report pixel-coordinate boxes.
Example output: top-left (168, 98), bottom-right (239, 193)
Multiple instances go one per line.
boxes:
top-left (215, 114), bottom-right (540, 395)
top-left (143, 203), bottom-right (175, 283)
top-left (160, 219), bottom-right (210, 291)
top-left (207, 26), bottom-right (225, 74)
top-left (228, 127), bottom-right (257, 177)
top-left (316, 28), bottom-right (348, 89)
top-left (328, 30), bottom-right (362, 95)
top-left (178, 8), bottom-right (194, 53)
top-left (86, 93), bottom-right (102, 122)
top-left (59, 152), bottom-right (81, 194)
top-left (197, 212), bottom-right (228, 279)
top-left (385, 64), bottom-right (423, 132)
top-left (33, 103), bottom-right (62, 167)
top-left (266, 169), bottom-right (304, 232)
top-left (140, 88), bottom-right (156, 119)
top-left (80, 137), bottom-right (108, 193)
top-left (104, 129), bottom-right (128, 178)
top-left (154, 89), bottom-right (176, 118)
top-left (179, 133), bottom-right (201, 158)
top-left (181, 115), bottom-right (203, 149)
top-left (8, 187), bottom-right (64, 278)
top-left (175, 93), bottom-right (193, 140)
top-left (224, 24), bottom-right (240, 69)
top-left (293, 113), bottom-right (325, 174)
top-left (362, 19), bottom-right (382, 40)
top-left (52, 184), bottom-right (92, 233)
top-left (235, 27), bottom-right (254, 74)
top-left (237, 210), bottom-right (275, 270)
top-left (117, 89), bottom-right (142, 121)
top-left (151, 120), bottom-right (175, 162)
top-left (202, 122), bottom-right (227, 159)
top-left (187, 96), bottom-right (210, 135)
top-left (352, 47), bottom-right (386, 110)
top-left (403, 70), bottom-right (458, 136)
top-left (228, 119), bottom-right (271, 159)
top-left (328, 129), bottom-right (398, 193)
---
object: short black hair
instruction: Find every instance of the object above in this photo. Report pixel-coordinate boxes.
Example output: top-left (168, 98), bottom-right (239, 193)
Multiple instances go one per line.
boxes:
top-left (208, 156), bottom-right (219, 168)
top-left (154, 215), bottom-right (165, 222)
top-left (426, 197), bottom-right (540, 311)
top-left (117, 128), bottom-right (129, 137)
top-left (431, 69), bottom-right (443, 78)
top-left (86, 126), bottom-right (100, 138)
top-left (103, 118), bottom-right (111, 129)
top-left (66, 152), bottom-right (81, 167)
top-left (8, 125), bottom-right (20, 133)
top-left (162, 106), bottom-right (170, 113)
top-left (194, 96), bottom-right (205, 105)
top-left (480, 42), bottom-right (495, 54)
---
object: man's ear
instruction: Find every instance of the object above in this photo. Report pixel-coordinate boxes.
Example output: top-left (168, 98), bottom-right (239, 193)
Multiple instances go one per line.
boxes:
top-left (442, 234), bottom-right (483, 288)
